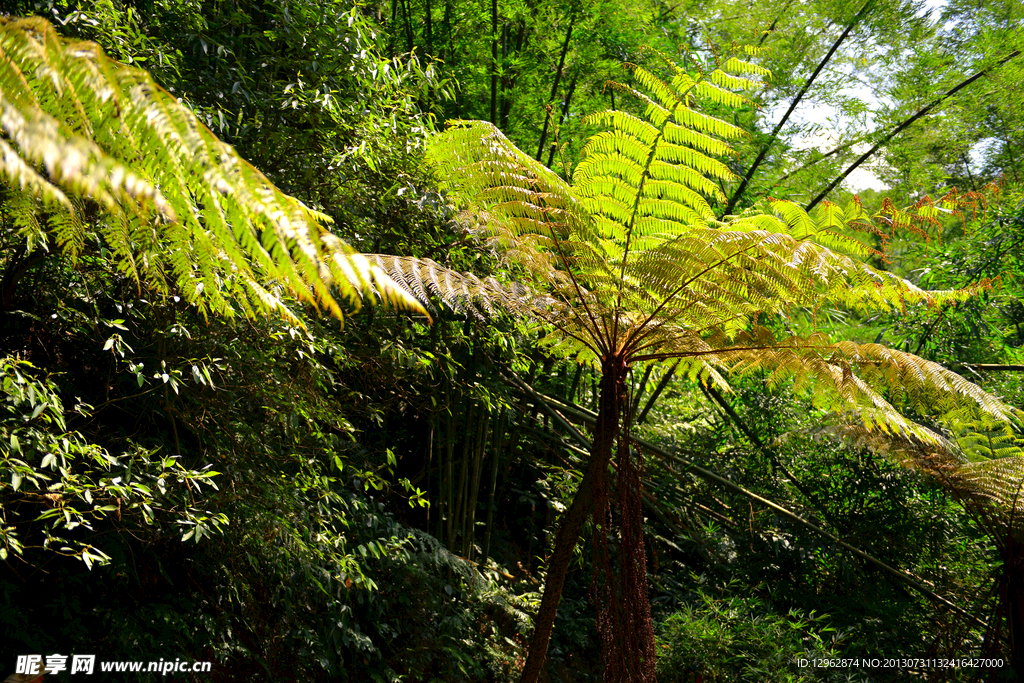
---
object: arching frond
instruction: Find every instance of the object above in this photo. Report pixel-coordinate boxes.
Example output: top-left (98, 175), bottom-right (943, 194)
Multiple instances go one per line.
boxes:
top-left (0, 17), bottom-right (424, 322)
top-left (811, 415), bottom-right (1024, 519)
top-left (366, 254), bottom-right (543, 319)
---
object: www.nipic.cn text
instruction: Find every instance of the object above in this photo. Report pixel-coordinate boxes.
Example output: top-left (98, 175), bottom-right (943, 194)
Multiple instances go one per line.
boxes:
top-left (15, 655), bottom-right (213, 676)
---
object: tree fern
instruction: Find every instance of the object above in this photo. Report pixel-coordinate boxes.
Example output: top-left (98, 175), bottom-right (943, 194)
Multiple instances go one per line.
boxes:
top-left (390, 50), bottom-right (1020, 683)
top-left (0, 17), bottom-right (424, 323)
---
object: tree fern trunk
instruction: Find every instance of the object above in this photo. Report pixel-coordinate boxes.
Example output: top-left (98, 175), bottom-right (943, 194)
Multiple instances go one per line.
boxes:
top-left (595, 440), bottom-right (656, 683)
top-left (519, 355), bottom-right (626, 683)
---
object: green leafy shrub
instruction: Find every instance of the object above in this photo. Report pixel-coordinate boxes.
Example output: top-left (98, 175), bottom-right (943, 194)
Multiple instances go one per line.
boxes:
top-left (656, 590), bottom-right (867, 683)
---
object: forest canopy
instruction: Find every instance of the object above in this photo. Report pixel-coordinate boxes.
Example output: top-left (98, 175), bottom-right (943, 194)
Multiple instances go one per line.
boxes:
top-left (1, 0), bottom-right (1023, 681)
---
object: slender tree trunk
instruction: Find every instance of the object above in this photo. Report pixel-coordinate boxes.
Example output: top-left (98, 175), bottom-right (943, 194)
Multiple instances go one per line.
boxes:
top-left (426, 420), bottom-right (434, 529)
top-left (758, 0), bottom-right (796, 46)
top-left (568, 364), bottom-right (583, 403)
top-left (389, 0), bottom-right (399, 54)
top-left (536, 12), bottom-right (575, 160)
top-left (490, 0), bottom-right (498, 125)
top-left (547, 69), bottom-right (578, 169)
top-left (452, 401), bottom-right (474, 552)
top-left (519, 355), bottom-right (626, 683)
top-left (424, 0), bottom-right (434, 56)
top-left (636, 364), bottom-right (676, 424)
top-left (483, 408), bottom-right (506, 562)
top-left (771, 137), bottom-right (860, 187)
top-left (960, 152), bottom-right (978, 191)
top-left (500, 20), bottom-right (527, 129)
top-left (500, 22), bottom-right (509, 126)
top-left (443, 382), bottom-right (456, 545)
top-left (1004, 533), bottom-right (1024, 679)
top-left (401, 0), bottom-right (414, 52)
top-left (465, 409), bottom-right (489, 558)
top-left (628, 364), bottom-right (654, 423)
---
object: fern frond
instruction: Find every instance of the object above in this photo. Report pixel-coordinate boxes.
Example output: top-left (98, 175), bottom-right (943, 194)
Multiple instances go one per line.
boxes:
top-left (715, 330), bottom-right (1019, 448)
top-left (0, 17), bottom-right (424, 322)
top-left (366, 254), bottom-right (541, 319)
top-left (809, 418), bottom-right (1024, 518)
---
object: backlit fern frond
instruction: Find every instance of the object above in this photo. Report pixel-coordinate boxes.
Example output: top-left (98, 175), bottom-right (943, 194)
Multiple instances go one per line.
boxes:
top-left (366, 254), bottom-right (543, 319)
top-left (945, 410), bottom-right (1024, 516)
top-left (954, 457), bottom-right (1024, 516)
top-left (0, 17), bottom-right (424, 323)
top-left (810, 415), bottom-right (1024, 519)
top-left (425, 119), bottom-right (587, 243)
top-left (739, 342), bottom-right (1024, 520)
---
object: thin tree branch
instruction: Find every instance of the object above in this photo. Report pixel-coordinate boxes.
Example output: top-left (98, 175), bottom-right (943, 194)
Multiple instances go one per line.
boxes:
top-left (807, 50), bottom-right (1022, 211)
top-left (724, 0), bottom-right (877, 216)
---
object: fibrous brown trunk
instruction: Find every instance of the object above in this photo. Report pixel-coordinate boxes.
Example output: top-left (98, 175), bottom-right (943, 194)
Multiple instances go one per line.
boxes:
top-left (1004, 533), bottom-right (1024, 680)
top-left (518, 355), bottom-right (626, 683)
top-left (593, 438), bottom-right (656, 683)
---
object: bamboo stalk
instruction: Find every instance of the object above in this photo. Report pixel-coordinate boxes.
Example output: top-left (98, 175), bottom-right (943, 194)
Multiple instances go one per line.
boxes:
top-left (568, 363), bottom-right (583, 403)
top-left (443, 381), bottom-right (455, 545)
top-left (536, 9), bottom-right (576, 161)
top-left (452, 401), bottom-right (474, 552)
top-left (965, 364), bottom-right (1024, 373)
top-left (465, 408), bottom-right (489, 558)
top-left (636, 363), bottom-right (676, 424)
top-left (426, 420), bottom-right (434, 529)
top-left (629, 364), bottom-right (654, 422)
top-left (424, 0), bottom-right (433, 56)
top-left (489, 0), bottom-right (498, 125)
top-left (483, 408), bottom-right (506, 562)
top-left (546, 70), bottom-right (579, 169)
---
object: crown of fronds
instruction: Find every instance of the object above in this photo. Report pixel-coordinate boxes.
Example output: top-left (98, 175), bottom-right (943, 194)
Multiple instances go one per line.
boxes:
top-left (0, 17), bottom-right (424, 323)
top-left (426, 55), bottom-right (964, 350)
top-left (401, 50), bottom-right (1021, 486)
